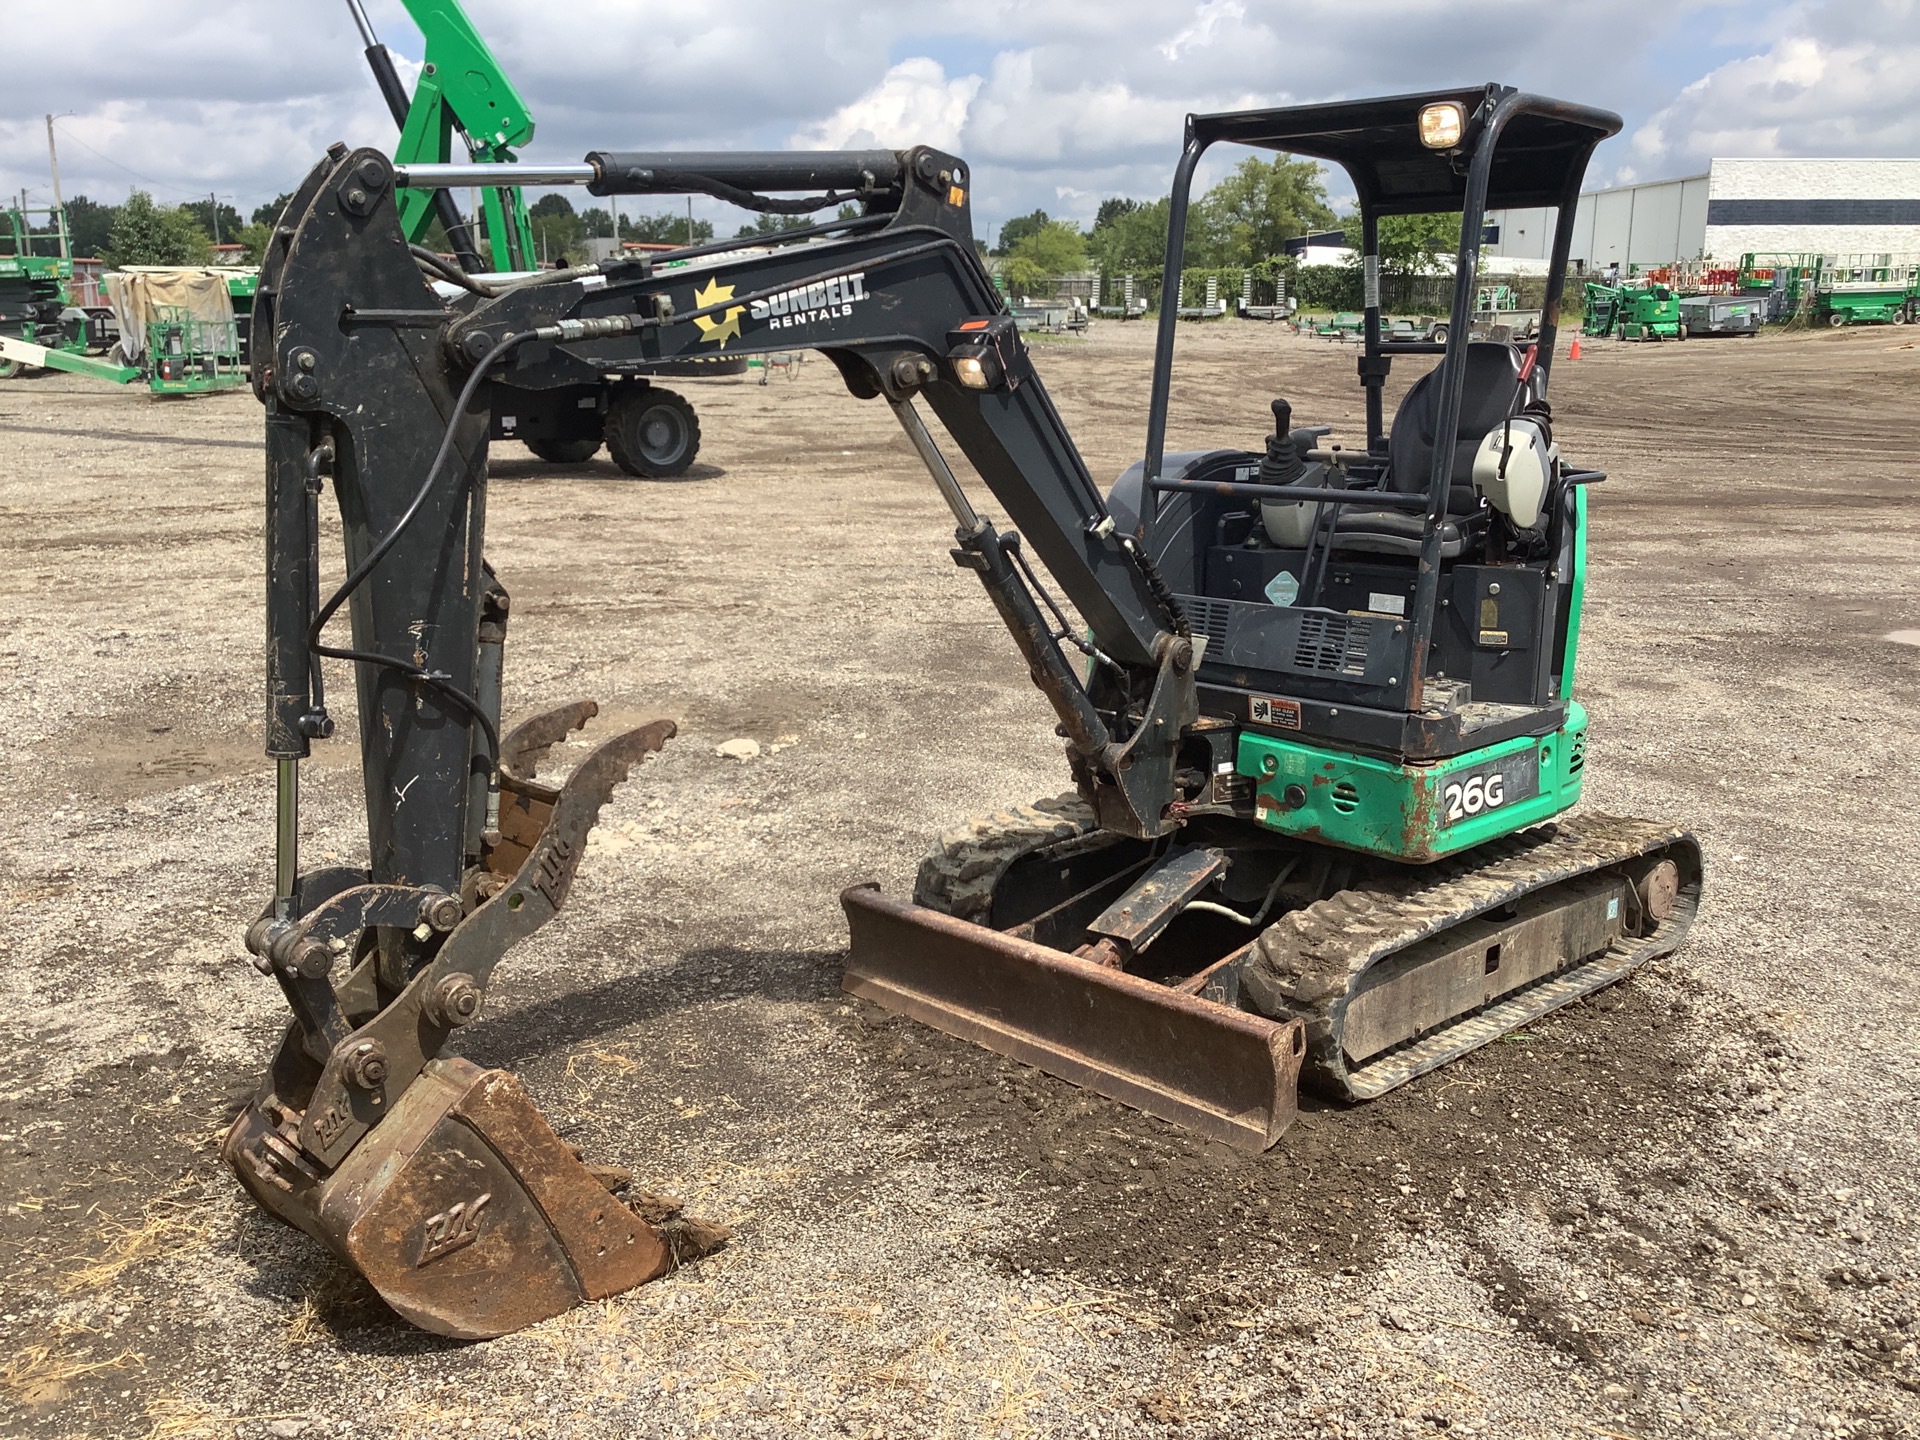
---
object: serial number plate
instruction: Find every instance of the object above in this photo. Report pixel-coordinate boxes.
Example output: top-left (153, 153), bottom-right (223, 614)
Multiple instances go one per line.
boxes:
top-left (1439, 751), bottom-right (1539, 827)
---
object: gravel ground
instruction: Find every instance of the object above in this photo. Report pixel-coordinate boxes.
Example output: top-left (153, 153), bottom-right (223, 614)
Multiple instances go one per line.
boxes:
top-left (0, 318), bottom-right (1916, 1440)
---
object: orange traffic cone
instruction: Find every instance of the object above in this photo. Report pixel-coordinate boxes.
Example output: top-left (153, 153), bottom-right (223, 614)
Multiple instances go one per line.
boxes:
top-left (1569, 337), bottom-right (1582, 360)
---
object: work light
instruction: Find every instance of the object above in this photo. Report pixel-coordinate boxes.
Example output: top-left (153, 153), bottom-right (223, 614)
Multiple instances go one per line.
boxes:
top-left (1418, 101), bottom-right (1466, 149)
top-left (952, 353), bottom-right (998, 389)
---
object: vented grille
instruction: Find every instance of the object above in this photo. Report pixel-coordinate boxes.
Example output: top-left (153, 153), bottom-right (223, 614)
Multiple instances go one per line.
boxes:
top-left (1292, 614), bottom-right (1372, 677)
top-left (1183, 597), bottom-right (1232, 648)
top-left (1567, 731), bottom-right (1586, 773)
top-left (1331, 780), bottom-right (1361, 813)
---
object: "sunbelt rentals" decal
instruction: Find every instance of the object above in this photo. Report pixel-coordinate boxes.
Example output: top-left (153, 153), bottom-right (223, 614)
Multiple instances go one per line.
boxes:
top-left (749, 272), bottom-right (870, 331)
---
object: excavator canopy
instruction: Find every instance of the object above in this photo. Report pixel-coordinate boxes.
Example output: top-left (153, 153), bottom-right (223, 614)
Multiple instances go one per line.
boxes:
top-left (1187, 85), bottom-right (1621, 215)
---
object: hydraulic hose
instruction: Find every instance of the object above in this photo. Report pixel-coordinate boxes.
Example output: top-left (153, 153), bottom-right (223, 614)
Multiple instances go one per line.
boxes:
top-left (305, 330), bottom-right (531, 765)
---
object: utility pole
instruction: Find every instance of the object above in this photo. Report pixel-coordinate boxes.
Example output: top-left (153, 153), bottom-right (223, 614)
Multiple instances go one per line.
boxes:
top-left (687, 196), bottom-right (694, 246)
top-left (209, 193), bottom-right (221, 246)
top-left (45, 115), bottom-right (69, 259)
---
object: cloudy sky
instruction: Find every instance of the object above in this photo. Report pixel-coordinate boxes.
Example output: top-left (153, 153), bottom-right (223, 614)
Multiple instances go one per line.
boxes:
top-left (4, 0), bottom-right (1916, 244)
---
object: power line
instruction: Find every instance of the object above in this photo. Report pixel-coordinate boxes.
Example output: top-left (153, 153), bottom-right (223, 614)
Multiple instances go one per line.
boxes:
top-left (47, 120), bottom-right (211, 198)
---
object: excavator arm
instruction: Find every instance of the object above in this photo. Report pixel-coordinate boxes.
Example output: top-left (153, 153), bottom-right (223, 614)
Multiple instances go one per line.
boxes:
top-left (228, 141), bottom-right (1205, 1335)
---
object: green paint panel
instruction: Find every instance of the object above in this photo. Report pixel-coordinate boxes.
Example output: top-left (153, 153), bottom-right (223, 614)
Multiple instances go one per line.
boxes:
top-left (1559, 485), bottom-right (1587, 698)
top-left (1237, 704), bottom-right (1587, 863)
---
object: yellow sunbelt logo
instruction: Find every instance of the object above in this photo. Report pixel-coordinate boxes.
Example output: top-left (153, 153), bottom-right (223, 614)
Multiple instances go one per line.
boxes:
top-left (692, 277), bottom-right (744, 347)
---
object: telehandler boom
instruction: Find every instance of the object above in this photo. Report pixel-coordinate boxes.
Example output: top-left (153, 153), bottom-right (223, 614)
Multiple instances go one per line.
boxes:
top-left (345, 0), bottom-right (719, 476)
top-left (229, 85), bottom-right (1699, 1337)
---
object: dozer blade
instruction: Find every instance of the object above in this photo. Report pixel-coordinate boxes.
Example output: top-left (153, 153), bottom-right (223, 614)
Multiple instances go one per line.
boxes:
top-left (226, 1057), bottom-right (674, 1339)
top-left (841, 884), bottom-right (1306, 1152)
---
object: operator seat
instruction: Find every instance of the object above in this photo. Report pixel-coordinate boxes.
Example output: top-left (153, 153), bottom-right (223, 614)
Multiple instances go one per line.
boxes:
top-left (1332, 340), bottom-right (1531, 558)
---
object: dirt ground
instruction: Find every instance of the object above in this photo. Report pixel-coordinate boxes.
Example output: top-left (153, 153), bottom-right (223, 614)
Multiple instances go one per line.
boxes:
top-left (1, 316), bottom-right (1917, 1440)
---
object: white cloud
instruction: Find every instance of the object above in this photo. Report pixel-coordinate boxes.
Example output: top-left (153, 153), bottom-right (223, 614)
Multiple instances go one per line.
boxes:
top-left (792, 59), bottom-right (981, 153)
top-left (961, 51), bottom-right (1215, 166)
top-left (6, 0), bottom-right (1916, 240)
top-left (1159, 0), bottom-right (1248, 61)
top-left (1629, 1), bottom-right (1920, 170)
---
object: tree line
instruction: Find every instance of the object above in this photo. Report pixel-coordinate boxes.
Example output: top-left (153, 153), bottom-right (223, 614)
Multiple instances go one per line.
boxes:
top-left (30, 163), bottom-right (1458, 290)
top-left (988, 153), bottom-right (1336, 294)
top-left (18, 192), bottom-right (277, 267)
top-left (989, 155), bottom-right (1463, 300)
top-left (24, 189), bottom-right (808, 269)
top-left (524, 194), bottom-right (868, 262)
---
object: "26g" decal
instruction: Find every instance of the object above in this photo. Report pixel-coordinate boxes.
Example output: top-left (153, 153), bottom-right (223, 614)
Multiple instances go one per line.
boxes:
top-left (1438, 753), bottom-right (1539, 828)
top-left (1443, 772), bottom-right (1505, 822)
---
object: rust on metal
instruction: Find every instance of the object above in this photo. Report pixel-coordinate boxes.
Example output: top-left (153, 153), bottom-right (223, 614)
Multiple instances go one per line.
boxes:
top-left (500, 698), bottom-right (602, 780)
top-left (1085, 845), bottom-right (1228, 952)
top-left (292, 718), bottom-right (677, 1170)
top-left (227, 1057), bottom-right (677, 1339)
top-left (223, 712), bottom-right (699, 1339)
top-left (1073, 937), bottom-right (1129, 970)
top-left (1633, 857), bottom-right (1682, 922)
top-left (841, 884), bottom-right (1304, 1152)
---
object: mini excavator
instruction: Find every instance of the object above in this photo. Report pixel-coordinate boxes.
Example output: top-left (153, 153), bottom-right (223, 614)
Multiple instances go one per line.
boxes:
top-left (229, 85), bottom-right (1700, 1338)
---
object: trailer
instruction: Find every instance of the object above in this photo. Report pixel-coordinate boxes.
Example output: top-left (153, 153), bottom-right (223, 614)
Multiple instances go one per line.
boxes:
top-left (1677, 293), bottom-right (1763, 337)
top-left (1010, 301), bottom-right (1091, 333)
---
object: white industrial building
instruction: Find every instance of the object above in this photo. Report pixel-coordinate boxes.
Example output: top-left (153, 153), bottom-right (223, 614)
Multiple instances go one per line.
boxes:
top-left (1487, 158), bottom-right (1920, 270)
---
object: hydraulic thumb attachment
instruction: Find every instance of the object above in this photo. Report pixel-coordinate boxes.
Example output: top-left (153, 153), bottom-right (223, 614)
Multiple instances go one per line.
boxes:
top-left (223, 712), bottom-right (719, 1339)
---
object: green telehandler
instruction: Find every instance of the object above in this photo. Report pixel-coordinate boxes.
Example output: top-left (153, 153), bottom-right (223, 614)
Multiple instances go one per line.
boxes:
top-left (345, 0), bottom-right (718, 475)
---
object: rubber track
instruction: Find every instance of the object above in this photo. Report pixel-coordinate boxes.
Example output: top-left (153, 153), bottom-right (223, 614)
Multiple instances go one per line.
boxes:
top-left (912, 802), bottom-right (1701, 1107)
top-left (913, 793), bottom-right (1096, 922)
top-left (1241, 812), bottom-right (1702, 1101)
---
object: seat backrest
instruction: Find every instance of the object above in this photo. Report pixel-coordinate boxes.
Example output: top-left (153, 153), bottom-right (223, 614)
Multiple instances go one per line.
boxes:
top-left (1388, 341), bottom-right (1527, 511)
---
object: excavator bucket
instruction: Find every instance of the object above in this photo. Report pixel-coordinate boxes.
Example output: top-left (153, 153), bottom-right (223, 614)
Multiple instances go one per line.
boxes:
top-left (226, 705), bottom-right (726, 1338)
top-left (226, 1056), bottom-right (679, 1339)
top-left (841, 885), bottom-right (1306, 1152)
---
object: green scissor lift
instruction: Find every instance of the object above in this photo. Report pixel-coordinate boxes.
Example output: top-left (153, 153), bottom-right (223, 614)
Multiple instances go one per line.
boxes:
top-left (1740, 252), bottom-right (1920, 327)
top-left (1815, 257), bottom-right (1918, 327)
top-left (0, 206), bottom-right (101, 379)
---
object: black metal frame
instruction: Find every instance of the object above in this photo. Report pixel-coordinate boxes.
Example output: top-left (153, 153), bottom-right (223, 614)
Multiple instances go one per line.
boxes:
top-left (1139, 84), bottom-right (1620, 704)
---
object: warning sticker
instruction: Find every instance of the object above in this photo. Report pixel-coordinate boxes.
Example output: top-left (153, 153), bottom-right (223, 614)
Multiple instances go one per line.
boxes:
top-left (1250, 695), bottom-right (1302, 730)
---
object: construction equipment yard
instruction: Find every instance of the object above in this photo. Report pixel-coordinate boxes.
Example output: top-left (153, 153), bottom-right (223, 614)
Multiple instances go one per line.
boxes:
top-left (2, 319), bottom-right (1917, 1438)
